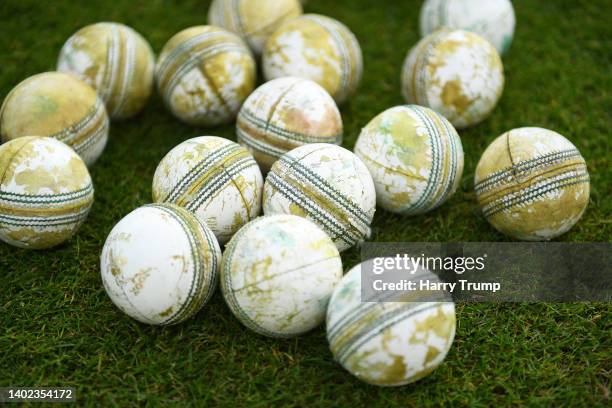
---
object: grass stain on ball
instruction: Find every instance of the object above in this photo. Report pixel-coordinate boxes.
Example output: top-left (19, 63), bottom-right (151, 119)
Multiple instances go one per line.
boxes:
top-left (475, 127), bottom-right (590, 241)
top-left (237, 77), bottom-right (343, 171)
top-left (354, 105), bottom-right (464, 215)
top-left (156, 26), bottom-right (256, 126)
top-left (420, 0), bottom-right (516, 55)
top-left (326, 262), bottom-right (456, 386)
top-left (100, 204), bottom-right (221, 325)
top-left (0, 72), bottom-right (109, 167)
top-left (208, 0), bottom-right (303, 56)
top-left (221, 215), bottom-right (342, 338)
top-left (401, 29), bottom-right (504, 129)
top-left (152, 136), bottom-right (263, 244)
top-left (263, 14), bottom-right (362, 105)
top-left (263, 144), bottom-right (376, 252)
top-left (0, 137), bottom-right (94, 249)
top-left (57, 22), bottom-right (156, 120)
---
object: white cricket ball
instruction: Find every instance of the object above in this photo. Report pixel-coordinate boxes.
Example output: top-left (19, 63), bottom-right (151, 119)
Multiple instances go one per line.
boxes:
top-left (57, 22), bottom-right (156, 119)
top-left (0, 137), bottom-right (94, 250)
top-left (263, 144), bottom-right (376, 252)
top-left (354, 105), bottom-right (464, 215)
top-left (156, 26), bottom-right (256, 126)
top-left (262, 14), bottom-right (363, 105)
top-left (327, 262), bottom-right (456, 386)
top-left (208, 0), bottom-right (303, 55)
top-left (100, 203), bottom-right (221, 325)
top-left (236, 77), bottom-right (343, 171)
top-left (401, 29), bottom-right (504, 129)
top-left (420, 0), bottom-right (516, 55)
top-left (152, 136), bottom-right (263, 244)
top-left (475, 127), bottom-right (590, 241)
top-left (221, 214), bottom-right (343, 337)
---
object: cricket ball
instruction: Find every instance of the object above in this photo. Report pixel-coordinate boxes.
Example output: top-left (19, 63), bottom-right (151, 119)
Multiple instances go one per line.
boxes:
top-left (420, 0), bottom-right (516, 55)
top-left (263, 144), bottom-right (376, 252)
top-left (401, 29), bottom-right (504, 129)
top-left (474, 127), bottom-right (590, 241)
top-left (57, 22), bottom-right (156, 120)
top-left (0, 72), bottom-right (109, 167)
top-left (236, 77), bottom-right (343, 171)
top-left (152, 136), bottom-right (263, 244)
top-left (156, 26), bottom-right (256, 126)
top-left (326, 262), bottom-right (456, 386)
top-left (100, 203), bottom-right (221, 325)
top-left (208, 0), bottom-right (303, 55)
top-left (221, 214), bottom-right (342, 337)
top-left (0, 137), bottom-right (94, 249)
top-left (262, 14), bottom-right (363, 105)
top-left (354, 105), bottom-right (464, 215)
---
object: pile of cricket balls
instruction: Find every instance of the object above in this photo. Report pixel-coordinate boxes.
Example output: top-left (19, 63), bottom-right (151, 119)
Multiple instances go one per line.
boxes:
top-left (0, 0), bottom-right (590, 387)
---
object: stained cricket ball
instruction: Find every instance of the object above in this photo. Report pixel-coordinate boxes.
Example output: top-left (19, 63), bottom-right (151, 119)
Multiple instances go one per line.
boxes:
top-left (401, 29), bottom-right (504, 129)
top-left (354, 105), bottom-right (464, 215)
top-left (208, 0), bottom-right (303, 55)
top-left (156, 26), bottom-right (256, 126)
top-left (0, 137), bottom-right (94, 249)
top-left (263, 143), bottom-right (376, 252)
top-left (57, 22), bottom-right (156, 120)
top-left (474, 127), bottom-right (590, 241)
top-left (0, 72), bottom-right (109, 167)
top-left (236, 77), bottom-right (343, 171)
top-left (152, 136), bottom-right (263, 244)
top-left (221, 214), bottom-right (342, 337)
top-left (420, 0), bottom-right (516, 55)
top-left (262, 14), bottom-right (362, 105)
top-left (326, 262), bottom-right (456, 386)
top-left (100, 203), bottom-right (221, 325)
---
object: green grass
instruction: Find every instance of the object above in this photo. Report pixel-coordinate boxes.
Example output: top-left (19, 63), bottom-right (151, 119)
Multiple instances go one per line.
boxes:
top-left (0, 0), bottom-right (610, 406)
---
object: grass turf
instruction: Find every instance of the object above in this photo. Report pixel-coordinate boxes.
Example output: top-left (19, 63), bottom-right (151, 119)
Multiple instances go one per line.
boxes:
top-left (0, 0), bottom-right (610, 406)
